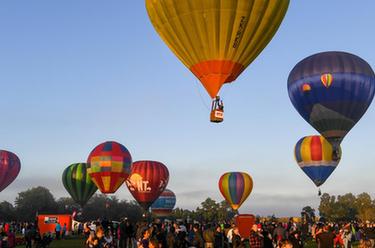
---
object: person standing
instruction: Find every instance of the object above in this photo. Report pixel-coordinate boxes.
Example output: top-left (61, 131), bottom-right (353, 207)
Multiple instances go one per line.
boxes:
top-left (214, 225), bottom-right (224, 248)
top-left (203, 224), bottom-right (215, 248)
top-left (249, 224), bottom-right (264, 248)
top-left (62, 223), bottom-right (67, 239)
top-left (189, 224), bottom-right (204, 248)
top-left (231, 227), bottom-right (241, 248)
top-left (24, 225), bottom-right (32, 248)
top-left (6, 228), bottom-right (16, 248)
top-left (316, 225), bottom-right (335, 248)
top-left (55, 222), bottom-right (61, 240)
top-left (342, 227), bottom-right (352, 248)
top-left (273, 223), bottom-right (287, 245)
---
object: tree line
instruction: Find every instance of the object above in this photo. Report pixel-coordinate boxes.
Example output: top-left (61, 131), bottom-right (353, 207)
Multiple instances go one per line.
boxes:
top-left (319, 192), bottom-right (375, 222)
top-left (0, 187), bottom-right (237, 223)
top-left (2, 187), bottom-right (374, 223)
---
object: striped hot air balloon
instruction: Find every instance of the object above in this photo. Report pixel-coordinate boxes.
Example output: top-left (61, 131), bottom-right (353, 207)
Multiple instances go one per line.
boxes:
top-left (218, 172), bottom-right (253, 211)
top-left (151, 189), bottom-right (176, 217)
top-left (0, 150), bottom-right (21, 192)
top-left (288, 52), bottom-right (375, 148)
top-left (294, 135), bottom-right (341, 187)
top-left (87, 141), bottom-right (132, 194)
top-left (126, 161), bottom-right (169, 210)
top-left (62, 163), bottom-right (98, 207)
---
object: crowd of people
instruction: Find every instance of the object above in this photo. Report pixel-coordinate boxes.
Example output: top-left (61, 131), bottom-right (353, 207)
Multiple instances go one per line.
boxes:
top-left (0, 222), bottom-right (54, 248)
top-left (2, 218), bottom-right (375, 248)
top-left (81, 218), bottom-right (375, 248)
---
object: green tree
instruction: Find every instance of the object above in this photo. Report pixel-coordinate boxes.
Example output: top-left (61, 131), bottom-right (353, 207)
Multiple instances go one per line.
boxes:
top-left (81, 194), bottom-right (143, 222)
top-left (217, 200), bottom-right (237, 221)
top-left (15, 186), bottom-right (58, 221)
top-left (0, 201), bottom-right (15, 221)
top-left (355, 193), bottom-right (375, 222)
top-left (196, 198), bottom-right (219, 222)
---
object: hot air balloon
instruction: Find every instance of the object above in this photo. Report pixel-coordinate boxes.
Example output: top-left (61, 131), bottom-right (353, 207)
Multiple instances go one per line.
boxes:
top-left (0, 150), bottom-right (21, 192)
top-left (288, 52), bottom-right (375, 150)
top-left (126, 161), bottom-right (169, 210)
top-left (146, 0), bottom-right (290, 123)
top-left (218, 172), bottom-right (253, 211)
top-left (294, 135), bottom-right (341, 187)
top-left (151, 189), bottom-right (176, 217)
top-left (87, 141), bottom-right (132, 194)
top-left (62, 163), bottom-right (98, 207)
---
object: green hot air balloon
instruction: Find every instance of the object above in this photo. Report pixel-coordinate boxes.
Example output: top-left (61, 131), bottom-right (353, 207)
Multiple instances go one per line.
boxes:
top-left (62, 163), bottom-right (98, 207)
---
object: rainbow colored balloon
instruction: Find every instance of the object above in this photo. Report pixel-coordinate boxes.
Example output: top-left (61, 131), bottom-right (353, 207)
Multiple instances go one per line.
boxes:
top-left (87, 141), bottom-right (132, 194)
top-left (295, 135), bottom-right (341, 187)
top-left (218, 172), bottom-right (253, 210)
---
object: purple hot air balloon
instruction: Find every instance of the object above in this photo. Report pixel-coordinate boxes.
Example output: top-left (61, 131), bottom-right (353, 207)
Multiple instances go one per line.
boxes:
top-left (0, 150), bottom-right (21, 192)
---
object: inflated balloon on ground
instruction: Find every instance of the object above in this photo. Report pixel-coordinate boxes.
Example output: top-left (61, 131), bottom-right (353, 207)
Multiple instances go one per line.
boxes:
top-left (62, 163), bottom-right (98, 207)
top-left (151, 188), bottom-right (176, 217)
top-left (126, 160), bottom-right (169, 210)
top-left (87, 141), bottom-right (132, 194)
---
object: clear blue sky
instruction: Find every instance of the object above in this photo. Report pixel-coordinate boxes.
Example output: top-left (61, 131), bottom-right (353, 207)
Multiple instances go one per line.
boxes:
top-left (1, 1), bottom-right (375, 216)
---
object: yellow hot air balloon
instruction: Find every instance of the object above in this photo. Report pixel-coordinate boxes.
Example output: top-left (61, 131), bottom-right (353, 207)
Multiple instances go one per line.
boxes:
top-left (146, 0), bottom-right (289, 122)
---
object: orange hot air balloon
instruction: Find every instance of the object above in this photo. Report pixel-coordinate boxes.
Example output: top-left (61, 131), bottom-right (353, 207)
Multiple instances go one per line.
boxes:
top-left (146, 0), bottom-right (290, 122)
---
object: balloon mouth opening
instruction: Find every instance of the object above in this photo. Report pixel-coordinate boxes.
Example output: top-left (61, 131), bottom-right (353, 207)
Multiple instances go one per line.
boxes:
top-left (190, 60), bottom-right (245, 98)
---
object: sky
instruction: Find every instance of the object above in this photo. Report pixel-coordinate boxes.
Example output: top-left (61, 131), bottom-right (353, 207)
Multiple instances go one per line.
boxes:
top-left (1, 1), bottom-right (375, 217)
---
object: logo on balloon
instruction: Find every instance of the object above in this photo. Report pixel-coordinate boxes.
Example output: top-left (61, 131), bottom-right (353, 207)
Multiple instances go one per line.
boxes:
top-left (302, 83), bottom-right (311, 92)
top-left (126, 173), bottom-right (151, 193)
top-left (321, 73), bottom-right (333, 88)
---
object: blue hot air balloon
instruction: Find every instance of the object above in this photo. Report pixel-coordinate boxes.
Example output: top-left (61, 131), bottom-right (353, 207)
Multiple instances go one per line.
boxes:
top-left (288, 51), bottom-right (375, 149)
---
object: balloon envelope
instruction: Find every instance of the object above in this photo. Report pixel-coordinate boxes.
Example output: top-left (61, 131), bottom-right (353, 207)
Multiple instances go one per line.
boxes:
top-left (87, 141), bottom-right (132, 194)
top-left (0, 150), bottom-right (21, 192)
top-left (62, 163), bottom-right (98, 207)
top-left (288, 51), bottom-right (375, 147)
top-left (151, 189), bottom-right (176, 217)
top-left (126, 161), bottom-right (169, 210)
top-left (146, 0), bottom-right (289, 98)
top-left (219, 172), bottom-right (253, 210)
top-left (294, 135), bottom-right (341, 187)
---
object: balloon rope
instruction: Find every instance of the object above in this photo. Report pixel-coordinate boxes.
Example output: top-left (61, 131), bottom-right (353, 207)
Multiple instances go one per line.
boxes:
top-left (194, 79), bottom-right (210, 111)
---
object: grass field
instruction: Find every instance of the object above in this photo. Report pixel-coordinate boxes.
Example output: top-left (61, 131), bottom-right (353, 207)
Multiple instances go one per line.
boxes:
top-left (16, 238), bottom-right (85, 248)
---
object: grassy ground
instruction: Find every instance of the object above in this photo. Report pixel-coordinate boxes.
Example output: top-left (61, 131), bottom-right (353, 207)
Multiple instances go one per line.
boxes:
top-left (16, 237), bottom-right (85, 248)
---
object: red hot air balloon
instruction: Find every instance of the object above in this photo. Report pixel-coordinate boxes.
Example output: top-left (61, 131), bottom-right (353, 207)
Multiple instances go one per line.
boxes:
top-left (87, 141), bottom-right (132, 194)
top-left (126, 161), bottom-right (169, 210)
top-left (0, 150), bottom-right (21, 192)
